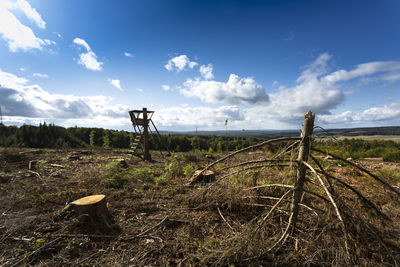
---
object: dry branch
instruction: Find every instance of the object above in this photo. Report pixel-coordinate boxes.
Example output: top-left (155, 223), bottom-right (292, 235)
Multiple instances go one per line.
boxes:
top-left (221, 159), bottom-right (292, 170)
top-left (314, 169), bottom-right (390, 221)
top-left (303, 161), bottom-right (350, 260)
top-left (190, 137), bottom-right (301, 183)
top-left (312, 147), bottom-right (400, 197)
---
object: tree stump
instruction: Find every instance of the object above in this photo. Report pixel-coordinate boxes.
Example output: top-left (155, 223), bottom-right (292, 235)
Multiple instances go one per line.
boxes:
top-left (69, 195), bottom-right (118, 233)
top-left (189, 170), bottom-right (215, 185)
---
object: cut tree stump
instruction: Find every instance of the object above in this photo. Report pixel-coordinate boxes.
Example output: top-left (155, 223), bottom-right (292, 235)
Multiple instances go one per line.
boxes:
top-left (69, 195), bottom-right (118, 233)
top-left (189, 170), bottom-right (215, 184)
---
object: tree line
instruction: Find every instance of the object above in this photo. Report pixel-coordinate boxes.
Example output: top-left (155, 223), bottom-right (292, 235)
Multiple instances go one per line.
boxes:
top-left (0, 123), bottom-right (264, 152)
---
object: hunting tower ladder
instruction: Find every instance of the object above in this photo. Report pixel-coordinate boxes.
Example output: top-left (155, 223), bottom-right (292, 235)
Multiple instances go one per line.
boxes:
top-left (128, 108), bottom-right (170, 160)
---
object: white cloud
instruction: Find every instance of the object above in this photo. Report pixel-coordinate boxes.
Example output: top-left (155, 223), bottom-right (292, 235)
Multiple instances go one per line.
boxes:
top-left (165, 55), bottom-right (198, 72)
top-left (0, 0), bottom-right (54, 52)
top-left (322, 61), bottom-right (400, 85)
top-left (15, 0), bottom-right (46, 29)
top-left (0, 69), bottom-right (131, 127)
top-left (53, 32), bottom-right (62, 38)
top-left (137, 88), bottom-right (143, 92)
top-left (124, 52), bottom-right (133, 57)
top-left (244, 53), bottom-right (345, 124)
top-left (181, 74), bottom-right (269, 105)
top-left (73, 38), bottom-right (103, 71)
top-left (318, 103), bottom-right (400, 125)
top-left (162, 84), bottom-right (170, 91)
top-left (154, 105), bottom-right (244, 129)
top-left (200, 64), bottom-right (214, 80)
top-left (108, 79), bottom-right (122, 91)
top-left (32, 72), bottom-right (48, 78)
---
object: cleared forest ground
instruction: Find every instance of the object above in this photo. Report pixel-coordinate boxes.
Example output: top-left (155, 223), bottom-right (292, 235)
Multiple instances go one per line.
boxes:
top-left (0, 147), bottom-right (399, 266)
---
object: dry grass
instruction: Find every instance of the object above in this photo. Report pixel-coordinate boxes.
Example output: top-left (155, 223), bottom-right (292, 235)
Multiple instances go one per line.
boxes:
top-left (0, 146), bottom-right (399, 266)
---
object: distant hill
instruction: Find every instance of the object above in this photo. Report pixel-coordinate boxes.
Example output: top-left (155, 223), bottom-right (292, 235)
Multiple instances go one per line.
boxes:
top-left (161, 126), bottom-right (400, 138)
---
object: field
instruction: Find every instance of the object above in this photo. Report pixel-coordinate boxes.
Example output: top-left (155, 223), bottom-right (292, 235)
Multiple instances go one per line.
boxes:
top-left (1, 143), bottom-right (400, 266)
top-left (334, 135), bottom-right (400, 142)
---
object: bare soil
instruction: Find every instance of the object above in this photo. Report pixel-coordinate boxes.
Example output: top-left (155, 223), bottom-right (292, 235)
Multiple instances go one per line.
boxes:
top-left (0, 147), bottom-right (399, 266)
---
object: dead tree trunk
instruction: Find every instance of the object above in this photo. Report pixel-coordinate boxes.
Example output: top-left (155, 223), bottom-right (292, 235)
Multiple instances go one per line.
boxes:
top-left (290, 110), bottom-right (315, 233)
top-left (69, 195), bottom-right (117, 233)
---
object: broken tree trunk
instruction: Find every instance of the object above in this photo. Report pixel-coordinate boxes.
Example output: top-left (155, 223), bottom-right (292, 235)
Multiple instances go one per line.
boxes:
top-left (289, 110), bottom-right (315, 233)
top-left (69, 195), bottom-right (117, 233)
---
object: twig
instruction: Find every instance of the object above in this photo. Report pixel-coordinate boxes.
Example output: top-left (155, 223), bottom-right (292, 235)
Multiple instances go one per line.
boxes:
top-left (242, 196), bottom-right (321, 216)
top-left (191, 137), bottom-right (301, 183)
top-left (217, 164), bottom-right (289, 182)
top-left (221, 159), bottom-right (292, 170)
top-left (75, 251), bottom-right (101, 265)
top-left (310, 154), bottom-right (334, 192)
top-left (10, 237), bottom-right (62, 267)
top-left (312, 147), bottom-right (400, 197)
top-left (124, 216), bottom-right (168, 240)
top-left (261, 189), bottom-right (293, 223)
top-left (303, 161), bottom-right (350, 260)
top-left (217, 207), bottom-right (235, 232)
top-left (314, 169), bottom-right (390, 221)
top-left (27, 170), bottom-right (47, 185)
top-left (245, 184), bottom-right (294, 191)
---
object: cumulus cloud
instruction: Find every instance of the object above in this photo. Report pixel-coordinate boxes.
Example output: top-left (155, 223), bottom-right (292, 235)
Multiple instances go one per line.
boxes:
top-left (162, 85), bottom-right (170, 91)
top-left (108, 79), bottom-right (122, 91)
top-left (0, 69), bottom-right (130, 127)
top-left (181, 74), bottom-right (269, 105)
top-left (154, 105), bottom-right (244, 129)
top-left (32, 72), bottom-right (48, 78)
top-left (0, 0), bottom-right (54, 52)
top-left (200, 64), bottom-right (214, 80)
top-left (318, 103), bottom-right (400, 125)
top-left (243, 53), bottom-right (345, 125)
top-left (14, 0), bottom-right (46, 29)
top-left (124, 52), bottom-right (133, 57)
top-left (165, 55), bottom-right (198, 72)
top-left (73, 38), bottom-right (103, 71)
top-left (322, 61), bottom-right (400, 85)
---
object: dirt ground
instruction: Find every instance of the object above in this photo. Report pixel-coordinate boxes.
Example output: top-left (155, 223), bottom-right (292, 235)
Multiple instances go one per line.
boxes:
top-left (0, 147), bottom-right (399, 266)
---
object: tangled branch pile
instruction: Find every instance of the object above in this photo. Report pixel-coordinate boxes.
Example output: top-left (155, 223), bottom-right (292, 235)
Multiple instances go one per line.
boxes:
top-left (189, 111), bottom-right (400, 266)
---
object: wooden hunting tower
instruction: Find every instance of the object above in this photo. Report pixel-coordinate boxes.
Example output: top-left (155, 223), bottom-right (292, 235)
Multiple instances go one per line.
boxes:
top-left (128, 108), bottom-right (168, 160)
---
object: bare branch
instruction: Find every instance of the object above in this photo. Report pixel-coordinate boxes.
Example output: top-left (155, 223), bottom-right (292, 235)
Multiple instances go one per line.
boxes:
top-left (303, 161), bottom-right (350, 259)
top-left (193, 137), bottom-right (301, 178)
top-left (312, 147), bottom-right (400, 197)
top-left (314, 169), bottom-right (390, 221)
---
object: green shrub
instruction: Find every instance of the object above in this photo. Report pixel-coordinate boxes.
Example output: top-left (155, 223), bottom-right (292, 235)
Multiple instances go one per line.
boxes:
top-left (183, 164), bottom-right (196, 177)
top-left (101, 162), bottom-right (129, 189)
top-left (164, 155), bottom-right (185, 178)
top-left (383, 151), bottom-right (400, 162)
top-left (131, 167), bottom-right (154, 182)
top-left (155, 174), bottom-right (168, 186)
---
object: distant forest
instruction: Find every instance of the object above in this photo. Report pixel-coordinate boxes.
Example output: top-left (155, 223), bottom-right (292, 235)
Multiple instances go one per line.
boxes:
top-left (0, 123), bottom-right (264, 152)
top-left (1, 123), bottom-right (400, 161)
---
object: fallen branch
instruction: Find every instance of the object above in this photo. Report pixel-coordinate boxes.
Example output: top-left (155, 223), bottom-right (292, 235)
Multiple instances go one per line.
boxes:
top-left (314, 169), bottom-right (390, 221)
top-left (303, 161), bottom-right (350, 260)
top-left (221, 159), bottom-right (292, 170)
top-left (245, 184), bottom-right (294, 191)
top-left (217, 164), bottom-right (289, 182)
top-left (192, 137), bottom-right (300, 181)
top-left (217, 207), bottom-right (235, 232)
top-left (312, 147), bottom-right (400, 197)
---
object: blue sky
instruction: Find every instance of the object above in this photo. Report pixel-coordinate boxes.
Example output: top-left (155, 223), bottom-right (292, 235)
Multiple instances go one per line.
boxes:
top-left (0, 0), bottom-right (400, 131)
